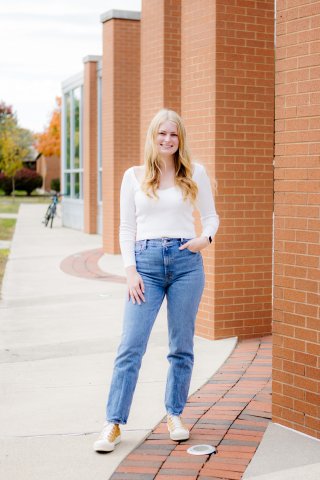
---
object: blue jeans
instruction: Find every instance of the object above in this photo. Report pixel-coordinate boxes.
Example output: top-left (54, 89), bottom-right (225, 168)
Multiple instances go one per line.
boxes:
top-left (106, 237), bottom-right (205, 424)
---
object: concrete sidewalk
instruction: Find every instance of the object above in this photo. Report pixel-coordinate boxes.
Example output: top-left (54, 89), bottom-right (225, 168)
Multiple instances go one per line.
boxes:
top-left (243, 423), bottom-right (320, 480)
top-left (0, 204), bottom-right (236, 480)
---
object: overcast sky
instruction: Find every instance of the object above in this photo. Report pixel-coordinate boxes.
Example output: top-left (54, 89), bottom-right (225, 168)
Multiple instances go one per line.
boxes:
top-left (0, 0), bottom-right (141, 134)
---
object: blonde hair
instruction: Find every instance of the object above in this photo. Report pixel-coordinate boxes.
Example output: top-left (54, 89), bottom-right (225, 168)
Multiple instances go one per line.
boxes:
top-left (141, 109), bottom-right (198, 204)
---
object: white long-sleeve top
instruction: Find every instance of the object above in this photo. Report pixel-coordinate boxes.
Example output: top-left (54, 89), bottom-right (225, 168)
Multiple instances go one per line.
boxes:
top-left (119, 162), bottom-right (220, 268)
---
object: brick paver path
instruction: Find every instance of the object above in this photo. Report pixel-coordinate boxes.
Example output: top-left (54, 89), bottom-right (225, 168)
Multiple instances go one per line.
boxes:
top-left (60, 248), bottom-right (126, 283)
top-left (111, 336), bottom-right (272, 480)
top-left (59, 249), bottom-right (272, 479)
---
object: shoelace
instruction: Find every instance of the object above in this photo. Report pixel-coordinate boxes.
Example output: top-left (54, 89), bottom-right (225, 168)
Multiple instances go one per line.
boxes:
top-left (168, 415), bottom-right (186, 430)
top-left (100, 422), bottom-right (117, 440)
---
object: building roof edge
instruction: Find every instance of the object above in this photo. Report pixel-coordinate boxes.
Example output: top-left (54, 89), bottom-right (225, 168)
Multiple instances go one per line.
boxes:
top-left (83, 55), bottom-right (102, 64)
top-left (100, 9), bottom-right (141, 23)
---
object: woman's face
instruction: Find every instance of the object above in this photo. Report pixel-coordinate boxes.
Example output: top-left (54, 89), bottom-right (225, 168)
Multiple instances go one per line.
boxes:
top-left (156, 120), bottom-right (179, 157)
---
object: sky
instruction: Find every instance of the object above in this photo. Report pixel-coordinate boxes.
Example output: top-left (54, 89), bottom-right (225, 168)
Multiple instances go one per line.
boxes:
top-left (0, 0), bottom-right (141, 134)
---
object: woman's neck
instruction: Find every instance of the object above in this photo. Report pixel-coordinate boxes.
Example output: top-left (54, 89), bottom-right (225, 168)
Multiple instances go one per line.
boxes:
top-left (159, 155), bottom-right (175, 172)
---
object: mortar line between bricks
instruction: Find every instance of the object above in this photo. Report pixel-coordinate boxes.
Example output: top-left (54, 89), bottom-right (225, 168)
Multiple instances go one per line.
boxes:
top-left (154, 339), bottom-right (266, 479)
top-left (194, 338), bottom-right (265, 480)
top-left (200, 340), bottom-right (272, 479)
top-left (111, 338), bottom-right (272, 480)
top-left (120, 338), bottom-right (255, 480)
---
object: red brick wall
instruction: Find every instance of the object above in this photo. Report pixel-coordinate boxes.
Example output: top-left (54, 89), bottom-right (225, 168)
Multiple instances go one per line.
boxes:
top-left (83, 59), bottom-right (98, 234)
top-left (101, 15), bottom-right (140, 252)
top-left (140, 0), bottom-right (181, 160)
top-left (181, 0), bottom-right (217, 339)
top-left (181, 0), bottom-right (275, 340)
top-left (273, 0), bottom-right (320, 439)
top-left (164, 0), bottom-right (181, 112)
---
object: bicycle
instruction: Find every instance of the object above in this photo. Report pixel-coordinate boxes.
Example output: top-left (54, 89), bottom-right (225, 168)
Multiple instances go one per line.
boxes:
top-left (43, 192), bottom-right (60, 228)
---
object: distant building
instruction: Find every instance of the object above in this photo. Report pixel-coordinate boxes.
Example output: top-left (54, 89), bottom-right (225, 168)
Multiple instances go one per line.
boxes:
top-left (36, 154), bottom-right (60, 192)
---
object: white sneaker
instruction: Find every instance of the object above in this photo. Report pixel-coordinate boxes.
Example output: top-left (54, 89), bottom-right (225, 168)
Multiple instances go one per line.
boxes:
top-left (167, 414), bottom-right (190, 441)
top-left (93, 422), bottom-right (121, 452)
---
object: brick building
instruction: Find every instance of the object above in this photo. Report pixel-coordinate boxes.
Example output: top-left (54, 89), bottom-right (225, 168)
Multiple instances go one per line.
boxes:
top-left (36, 154), bottom-right (60, 192)
top-left (61, 1), bottom-right (319, 439)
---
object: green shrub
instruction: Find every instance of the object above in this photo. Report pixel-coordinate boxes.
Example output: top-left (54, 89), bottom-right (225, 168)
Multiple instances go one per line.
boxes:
top-left (0, 168), bottom-right (43, 196)
top-left (0, 173), bottom-right (13, 195)
top-left (50, 178), bottom-right (60, 192)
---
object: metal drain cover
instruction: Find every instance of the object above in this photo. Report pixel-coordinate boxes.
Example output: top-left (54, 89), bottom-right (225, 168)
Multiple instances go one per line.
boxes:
top-left (187, 444), bottom-right (216, 455)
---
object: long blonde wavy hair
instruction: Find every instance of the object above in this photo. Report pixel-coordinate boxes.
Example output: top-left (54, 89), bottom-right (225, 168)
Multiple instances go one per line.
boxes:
top-left (141, 109), bottom-right (198, 205)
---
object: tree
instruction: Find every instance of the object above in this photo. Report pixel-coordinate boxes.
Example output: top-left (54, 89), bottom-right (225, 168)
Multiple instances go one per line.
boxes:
top-left (0, 101), bottom-right (33, 196)
top-left (35, 97), bottom-right (61, 157)
top-left (0, 101), bottom-right (14, 122)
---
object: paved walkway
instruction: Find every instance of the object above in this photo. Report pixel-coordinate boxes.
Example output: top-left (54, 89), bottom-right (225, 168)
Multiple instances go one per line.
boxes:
top-left (49, 246), bottom-right (275, 479)
top-left (109, 337), bottom-right (272, 480)
top-left (2, 203), bottom-right (320, 480)
top-left (60, 248), bottom-right (126, 283)
top-left (51, 219), bottom-right (320, 480)
top-left (0, 204), bottom-right (236, 480)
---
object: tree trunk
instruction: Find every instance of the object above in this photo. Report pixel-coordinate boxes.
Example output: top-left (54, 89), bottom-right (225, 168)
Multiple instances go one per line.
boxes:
top-left (11, 177), bottom-right (15, 198)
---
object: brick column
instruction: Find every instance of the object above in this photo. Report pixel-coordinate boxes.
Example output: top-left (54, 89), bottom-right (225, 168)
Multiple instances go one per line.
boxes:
top-left (83, 56), bottom-right (100, 234)
top-left (273, 0), bottom-right (320, 439)
top-left (181, 0), bottom-right (275, 339)
top-left (140, 0), bottom-right (181, 158)
top-left (100, 10), bottom-right (140, 253)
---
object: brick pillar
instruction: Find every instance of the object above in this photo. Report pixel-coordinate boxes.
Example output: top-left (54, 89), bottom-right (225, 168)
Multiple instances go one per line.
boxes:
top-left (100, 10), bottom-right (140, 253)
top-left (273, 0), bottom-right (320, 439)
top-left (83, 56), bottom-right (100, 234)
top-left (181, 0), bottom-right (275, 339)
top-left (140, 0), bottom-right (181, 158)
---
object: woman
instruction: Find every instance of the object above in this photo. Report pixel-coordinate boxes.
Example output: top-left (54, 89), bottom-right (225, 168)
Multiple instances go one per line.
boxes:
top-left (94, 108), bottom-right (219, 452)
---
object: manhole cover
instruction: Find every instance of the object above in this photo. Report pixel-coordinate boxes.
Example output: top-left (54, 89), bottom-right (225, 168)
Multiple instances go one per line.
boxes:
top-left (187, 444), bottom-right (216, 455)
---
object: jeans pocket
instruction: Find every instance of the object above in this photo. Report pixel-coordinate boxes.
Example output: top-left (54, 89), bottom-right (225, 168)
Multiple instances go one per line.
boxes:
top-left (180, 239), bottom-right (198, 255)
top-left (186, 248), bottom-right (199, 255)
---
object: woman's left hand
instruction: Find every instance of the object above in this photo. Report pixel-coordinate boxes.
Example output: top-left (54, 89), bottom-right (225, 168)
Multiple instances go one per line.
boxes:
top-left (178, 236), bottom-right (209, 253)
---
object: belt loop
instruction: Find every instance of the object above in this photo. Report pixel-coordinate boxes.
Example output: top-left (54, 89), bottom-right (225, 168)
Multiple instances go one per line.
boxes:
top-left (143, 239), bottom-right (147, 249)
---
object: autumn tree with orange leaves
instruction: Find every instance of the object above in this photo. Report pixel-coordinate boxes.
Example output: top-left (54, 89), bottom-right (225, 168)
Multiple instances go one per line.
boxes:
top-left (35, 97), bottom-right (61, 157)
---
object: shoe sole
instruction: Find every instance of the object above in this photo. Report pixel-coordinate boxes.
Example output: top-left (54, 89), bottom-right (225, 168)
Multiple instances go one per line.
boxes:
top-left (94, 435), bottom-right (121, 452)
top-left (169, 431), bottom-right (190, 441)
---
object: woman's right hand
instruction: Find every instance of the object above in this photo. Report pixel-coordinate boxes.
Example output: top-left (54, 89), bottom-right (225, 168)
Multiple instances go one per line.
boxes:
top-left (125, 266), bottom-right (146, 305)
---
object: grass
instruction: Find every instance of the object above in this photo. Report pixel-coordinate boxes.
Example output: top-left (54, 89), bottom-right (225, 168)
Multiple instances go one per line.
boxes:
top-left (0, 192), bottom-right (51, 213)
top-left (0, 219), bottom-right (17, 240)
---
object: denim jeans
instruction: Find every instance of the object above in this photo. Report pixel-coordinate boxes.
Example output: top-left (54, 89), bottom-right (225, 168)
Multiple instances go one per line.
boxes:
top-left (106, 237), bottom-right (205, 424)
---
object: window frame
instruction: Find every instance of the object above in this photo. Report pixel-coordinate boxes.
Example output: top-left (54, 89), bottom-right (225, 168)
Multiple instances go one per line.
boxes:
top-left (61, 73), bottom-right (84, 200)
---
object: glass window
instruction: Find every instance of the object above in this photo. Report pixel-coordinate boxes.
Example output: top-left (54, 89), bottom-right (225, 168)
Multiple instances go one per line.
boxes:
top-left (73, 88), bottom-right (81, 169)
top-left (62, 84), bottom-right (83, 199)
top-left (65, 173), bottom-right (71, 196)
top-left (74, 172), bottom-right (80, 199)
